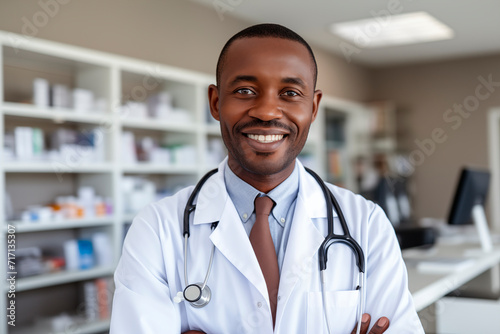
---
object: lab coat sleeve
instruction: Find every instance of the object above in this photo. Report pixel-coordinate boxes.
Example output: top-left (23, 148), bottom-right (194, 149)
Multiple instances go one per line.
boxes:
top-left (110, 208), bottom-right (181, 334)
top-left (364, 205), bottom-right (425, 334)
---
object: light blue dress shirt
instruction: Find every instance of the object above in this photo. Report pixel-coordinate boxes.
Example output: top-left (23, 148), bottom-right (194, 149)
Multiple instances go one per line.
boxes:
top-left (224, 162), bottom-right (299, 272)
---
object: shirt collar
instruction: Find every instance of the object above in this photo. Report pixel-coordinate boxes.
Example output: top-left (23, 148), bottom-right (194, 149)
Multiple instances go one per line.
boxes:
top-left (224, 161), bottom-right (299, 227)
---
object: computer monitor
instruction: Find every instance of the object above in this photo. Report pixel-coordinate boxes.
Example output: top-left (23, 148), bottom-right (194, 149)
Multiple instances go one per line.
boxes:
top-left (447, 168), bottom-right (492, 252)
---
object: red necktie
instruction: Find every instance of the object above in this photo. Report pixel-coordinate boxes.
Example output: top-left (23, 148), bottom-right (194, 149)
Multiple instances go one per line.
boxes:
top-left (250, 196), bottom-right (279, 326)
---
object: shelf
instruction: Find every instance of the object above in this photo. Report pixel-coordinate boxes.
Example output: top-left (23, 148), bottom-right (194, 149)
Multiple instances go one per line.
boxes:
top-left (2, 162), bottom-right (113, 173)
top-left (11, 318), bottom-right (110, 334)
top-left (13, 266), bottom-right (115, 292)
top-left (122, 164), bottom-right (198, 174)
top-left (2, 102), bottom-right (112, 124)
top-left (6, 217), bottom-right (114, 233)
top-left (121, 117), bottom-right (199, 132)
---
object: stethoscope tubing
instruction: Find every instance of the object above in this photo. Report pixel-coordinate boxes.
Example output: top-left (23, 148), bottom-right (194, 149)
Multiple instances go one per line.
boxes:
top-left (183, 168), bottom-right (218, 238)
top-left (304, 167), bottom-right (365, 273)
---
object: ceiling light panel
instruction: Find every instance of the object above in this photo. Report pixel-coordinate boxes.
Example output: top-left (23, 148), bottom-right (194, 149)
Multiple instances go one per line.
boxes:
top-left (330, 11), bottom-right (454, 48)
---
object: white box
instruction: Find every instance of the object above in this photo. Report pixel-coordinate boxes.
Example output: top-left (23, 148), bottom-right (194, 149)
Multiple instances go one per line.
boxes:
top-left (52, 84), bottom-right (71, 108)
top-left (14, 127), bottom-right (33, 160)
top-left (73, 88), bottom-right (94, 112)
top-left (33, 78), bottom-right (49, 107)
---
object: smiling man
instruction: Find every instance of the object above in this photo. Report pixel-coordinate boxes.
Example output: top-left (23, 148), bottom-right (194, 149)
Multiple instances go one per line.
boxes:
top-left (209, 35), bottom-right (320, 192)
top-left (110, 24), bottom-right (424, 334)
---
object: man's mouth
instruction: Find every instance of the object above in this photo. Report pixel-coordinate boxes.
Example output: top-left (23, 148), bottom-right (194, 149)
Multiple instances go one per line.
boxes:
top-left (246, 134), bottom-right (285, 143)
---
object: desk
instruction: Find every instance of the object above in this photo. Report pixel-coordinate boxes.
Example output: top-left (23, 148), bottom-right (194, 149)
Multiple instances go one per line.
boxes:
top-left (404, 241), bottom-right (500, 312)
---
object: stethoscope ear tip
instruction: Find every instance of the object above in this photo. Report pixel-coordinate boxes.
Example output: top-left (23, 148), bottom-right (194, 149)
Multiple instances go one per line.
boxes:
top-left (174, 291), bottom-right (184, 304)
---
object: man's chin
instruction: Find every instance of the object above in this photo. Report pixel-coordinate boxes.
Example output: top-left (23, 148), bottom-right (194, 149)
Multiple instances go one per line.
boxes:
top-left (240, 157), bottom-right (295, 177)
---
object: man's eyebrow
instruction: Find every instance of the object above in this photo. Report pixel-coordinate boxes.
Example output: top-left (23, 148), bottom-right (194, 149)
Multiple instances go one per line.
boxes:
top-left (229, 75), bottom-right (258, 86)
top-left (228, 76), bottom-right (307, 89)
top-left (282, 77), bottom-right (306, 89)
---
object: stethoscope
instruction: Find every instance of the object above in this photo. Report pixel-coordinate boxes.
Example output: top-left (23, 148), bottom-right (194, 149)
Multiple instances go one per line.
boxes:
top-left (174, 167), bottom-right (365, 334)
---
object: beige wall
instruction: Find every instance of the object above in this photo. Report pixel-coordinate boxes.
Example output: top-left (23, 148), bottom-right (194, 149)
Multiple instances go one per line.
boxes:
top-left (0, 0), bottom-right (371, 101)
top-left (370, 55), bottom-right (500, 220)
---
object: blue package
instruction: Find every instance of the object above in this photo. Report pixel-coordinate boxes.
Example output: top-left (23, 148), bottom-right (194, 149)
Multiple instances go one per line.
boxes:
top-left (78, 239), bottom-right (94, 270)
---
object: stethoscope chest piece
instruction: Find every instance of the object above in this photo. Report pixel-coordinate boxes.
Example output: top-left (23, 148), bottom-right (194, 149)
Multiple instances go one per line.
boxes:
top-left (184, 283), bottom-right (211, 308)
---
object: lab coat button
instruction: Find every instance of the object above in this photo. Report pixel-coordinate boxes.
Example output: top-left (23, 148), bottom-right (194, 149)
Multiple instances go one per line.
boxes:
top-left (257, 302), bottom-right (262, 308)
top-left (280, 217), bottom-right (285, 223)
top-left (243, 213), bottom-right (248, 219)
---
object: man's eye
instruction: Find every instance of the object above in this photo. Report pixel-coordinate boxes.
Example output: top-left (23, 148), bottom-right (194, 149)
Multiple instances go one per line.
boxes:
top-left (282, 90), bottom-right (299, 97)
top-left (236, 88), bottom-right (254, 95)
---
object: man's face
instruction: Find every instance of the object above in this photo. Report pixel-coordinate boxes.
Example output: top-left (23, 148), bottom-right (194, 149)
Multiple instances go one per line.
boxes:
top-left (209, 37), bottom-right (322, 181)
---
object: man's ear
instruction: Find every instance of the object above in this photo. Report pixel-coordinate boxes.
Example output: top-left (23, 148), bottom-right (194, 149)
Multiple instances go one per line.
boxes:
top-left (208, 84), bottom-right (220, 121)
top-left (311, 89), bottom-right (323, 122)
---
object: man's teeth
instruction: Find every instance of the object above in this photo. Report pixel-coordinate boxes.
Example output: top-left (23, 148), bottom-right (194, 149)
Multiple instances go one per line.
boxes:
top-left (247, 134), bottom-right (284, 143)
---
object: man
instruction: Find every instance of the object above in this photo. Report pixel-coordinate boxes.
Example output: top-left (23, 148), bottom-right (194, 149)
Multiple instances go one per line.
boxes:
top-left (110, 24), bottom-right (424, 334)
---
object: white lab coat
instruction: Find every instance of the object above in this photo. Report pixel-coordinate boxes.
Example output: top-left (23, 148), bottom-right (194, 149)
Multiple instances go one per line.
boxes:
top-left (110, 159), bottom-right (424, 334)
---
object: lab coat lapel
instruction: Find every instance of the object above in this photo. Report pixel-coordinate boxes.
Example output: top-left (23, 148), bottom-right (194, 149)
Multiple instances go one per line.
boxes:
top-left (193, 160), bottom-right (270, 303)
top-left (192, 163), bottom-right (227, 227)
top-left (276, 164), bottom-right (326, 324)
top-left (199, 160), bottom-right (269, 304)
top-left (209, 199), bottom-right (270, 304)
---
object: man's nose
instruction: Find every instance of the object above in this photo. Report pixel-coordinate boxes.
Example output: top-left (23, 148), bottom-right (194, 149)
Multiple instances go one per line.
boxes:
top-left (248, 94), bottom-right (283, 121)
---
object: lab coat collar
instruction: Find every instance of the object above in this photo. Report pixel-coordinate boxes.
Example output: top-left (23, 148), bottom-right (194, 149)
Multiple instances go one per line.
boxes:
top-left (192, 158), bottom-right (229, 226)
top-left (295, 159), bottom-right (338, 219)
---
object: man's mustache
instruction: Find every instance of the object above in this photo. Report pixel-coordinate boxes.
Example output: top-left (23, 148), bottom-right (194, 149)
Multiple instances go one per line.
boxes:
top-left (235, 119), bottom-right (294, 134)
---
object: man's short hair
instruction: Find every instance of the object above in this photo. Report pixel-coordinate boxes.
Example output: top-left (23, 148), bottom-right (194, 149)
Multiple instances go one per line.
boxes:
top-left (216, 23), bottom-right (318, 89)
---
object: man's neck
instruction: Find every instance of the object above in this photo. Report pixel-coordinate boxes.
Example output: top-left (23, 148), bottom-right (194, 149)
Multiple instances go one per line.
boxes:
top-left (227, 160), bottom-right (296, 193)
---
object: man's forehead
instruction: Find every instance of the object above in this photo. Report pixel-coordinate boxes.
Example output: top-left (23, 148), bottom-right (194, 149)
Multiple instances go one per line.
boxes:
top-left (221, 37), bottom-right (315, 84)
top-left (227, 36), bottom-right (310, 58)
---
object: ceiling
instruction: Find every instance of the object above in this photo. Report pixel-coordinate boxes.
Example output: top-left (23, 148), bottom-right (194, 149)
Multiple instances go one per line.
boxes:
top-left (189, 0), bottom-right (500, 68)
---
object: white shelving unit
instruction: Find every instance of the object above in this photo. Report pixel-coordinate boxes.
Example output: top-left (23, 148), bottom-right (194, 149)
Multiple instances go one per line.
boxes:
top-left (0, 30), bottom-right (217, 334)
top-left (311, 96), bottom-right (371, 192)
top-left (0, 31), bottom-right (370, 333)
